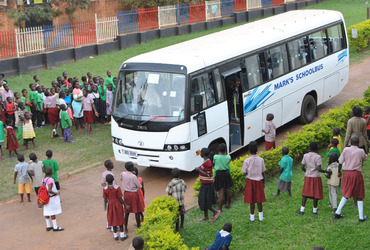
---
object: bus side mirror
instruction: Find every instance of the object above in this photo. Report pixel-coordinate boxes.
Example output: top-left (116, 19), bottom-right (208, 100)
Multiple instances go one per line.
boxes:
top-left (194, 95), bottom-right (203, 114)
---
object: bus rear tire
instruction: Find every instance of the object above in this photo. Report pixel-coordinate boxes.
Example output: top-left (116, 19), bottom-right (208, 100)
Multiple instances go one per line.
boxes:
top-left (299, 95), bottom-right (316, 124)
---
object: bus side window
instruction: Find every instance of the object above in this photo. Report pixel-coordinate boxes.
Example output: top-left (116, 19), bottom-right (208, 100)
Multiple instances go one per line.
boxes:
top-left (205, 72), bottom-right (216, 107)
top-left (213, 69), bottom-right (225, 103)
top-left (309, 30), bottom-right (327, 61)
top-left (327, 24), bottom-right (345, 53)
top-left (265, 45), bottom-right (289, 80)
top-left (288, 37), bottom-right (309, 70)
top-left (242, 54), bottom-right (263, 90)
top-left (190, 75), bottom-right (207, 114)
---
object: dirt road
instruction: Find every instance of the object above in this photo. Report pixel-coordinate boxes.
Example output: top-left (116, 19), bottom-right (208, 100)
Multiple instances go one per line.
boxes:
top-left (0, 58), bottom-right (369, 249)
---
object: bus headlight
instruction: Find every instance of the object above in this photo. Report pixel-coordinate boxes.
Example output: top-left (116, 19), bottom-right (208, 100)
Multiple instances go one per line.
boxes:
top-left (112, 136), bottom-right (124, 146)
top-left (164, 143), bottom-right (190, 151)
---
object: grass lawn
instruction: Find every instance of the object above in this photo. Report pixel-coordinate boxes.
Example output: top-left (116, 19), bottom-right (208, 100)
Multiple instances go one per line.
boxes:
top-left (1, 0), bottom-right (369, 201)
top-left (180, 149), bottom-right (370, 249)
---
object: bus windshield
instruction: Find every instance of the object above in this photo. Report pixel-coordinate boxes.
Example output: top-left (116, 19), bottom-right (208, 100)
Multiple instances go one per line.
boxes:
top-left (113, 71), bottom-right (186, 122)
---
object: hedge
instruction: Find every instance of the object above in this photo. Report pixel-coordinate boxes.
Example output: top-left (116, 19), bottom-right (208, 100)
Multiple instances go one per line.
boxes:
top-left (348, 19), bottom-right (370, 52)
top-left (193, 86), bottom-right (370, 195)
top-left (135, 196), bottom-right (199, 249)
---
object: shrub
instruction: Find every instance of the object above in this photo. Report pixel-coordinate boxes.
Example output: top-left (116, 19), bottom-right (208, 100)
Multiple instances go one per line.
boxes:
top-left (348, 19), bottom-right (370, 52)
top-left (136, 196), bottom-right (194, 249)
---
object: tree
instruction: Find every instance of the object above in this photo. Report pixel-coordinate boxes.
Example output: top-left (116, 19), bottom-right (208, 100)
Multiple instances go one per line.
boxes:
top-left (120, 0), bottom-right (190, 10)
top-left (7, 0), bottom-right (90, 27)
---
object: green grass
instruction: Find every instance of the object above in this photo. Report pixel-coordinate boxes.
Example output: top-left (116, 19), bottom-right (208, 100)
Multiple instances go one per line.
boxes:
top-left (0, 124), bottom-right (112, 200)
top-left (304, 0), bottom-right (370, 64)
top-left (180, 149), bottom-right (370, 249)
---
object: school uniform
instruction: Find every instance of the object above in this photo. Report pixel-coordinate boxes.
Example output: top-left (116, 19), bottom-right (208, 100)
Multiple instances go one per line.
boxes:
top-left (81, 95), bottom-right (94, 124)
top-left (103, 185), bottom-right (125, 227)
top-left (6, 125), bottom-right (19, 151)
top-left (44, 95), bottom-right (59, 126)
top-left (207, 230), bottom-right (233, 250)
top-left (120, 171), bottom-right (144, 214)
top-left (198, 159), bottom-right (216, 211)
top-left (264, 120), bottom-right (276, 150)
top-left (138, 177), bottom-right (145, 209)
top-left (301, 152), bottom-right (323, 200)
top-left (106, 90), bottom-right (113, 115)
top-left (213, 154), bottom-right (233, 191)
top-left (43, 177), bottom-right (62, 216)
top-left (339, 146), bottom-right (367, 199)
top-left (242, 155), bottom-right (266, 204)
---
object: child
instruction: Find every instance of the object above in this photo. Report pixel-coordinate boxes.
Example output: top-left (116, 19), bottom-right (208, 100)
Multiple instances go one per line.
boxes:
top-left (28, 153), bottom-right (44, 195)
top-left (43, 150), bottom-right (60, 190)
top-left (298, 142), bottom-right (330, 215)
top-left (23, 111), bottom-right (36, 150)
top-left (133, 167), bottom-right (145, 222)
top-left (103, 174), bottom-right (129, 241)
top-left (29, 83), bottom-right (37, 126)
top-left (90, 84), bottom-right (100, 124)
top-left (20, 89), bottom-right (31, 112)
top-left (120, 161), bottom-right (143, 232)
top-left (5, 96), bottom-right (15, 127)
top-left (43, 167), bottom-right (64, 231)
top-left (166, 167), bottom-right (187, 231)
top-left (71, 81), bottom-right (84, 131)
top-left (327, 138), bottom-right (340, 157)
top-left (205, 222), bottom-right (233, 250)
top-left (79, 89), bottom-right (98, 136)
top-left (195, 148), bottom-right (220, 221)
top-left (0, 100), bottom-right (6, 124)
top-left (213, 143), bottom-right (233, 211)
top-left (13, 153), bottom-right (32, 204)
top-left (334, 135), bottom-right (367, 222)
top-left (326, 152), bottom-right (340, 212)
top-left (332, 127), bottom-right (343, 153)
top-left (261, 113), bottom-right (276, 150)
top-left (101, 159), bottom-right (117, 230)
top-left (273, 146), bottom-right (293, 197)
top-left (131, 236), bottom-right (144, 250)
top-left (242, 141), bottom-right (266, 222)
top-left (6, 118), bottom-right (19, 158)
top-left (35, 86), bottom-right (44, 128)
top-left (44, 90), bottom-right (60, 138)
top-left (15, 102), bottom-right (25, 143)
top-left (364, 106), bottom-right (370, 140)
top-left (106, 83), bottom-right (113, 124)
top-left (0, 119), bottom-right (4, 160)
top-left (98, 78), bottom-right (107, 124)
top-left (60, 104), bottom-right (74, 143)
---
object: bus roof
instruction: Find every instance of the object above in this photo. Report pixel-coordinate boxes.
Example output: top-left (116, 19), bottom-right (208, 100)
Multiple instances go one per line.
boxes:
top-left (123, 10), bottom-right (344, 74)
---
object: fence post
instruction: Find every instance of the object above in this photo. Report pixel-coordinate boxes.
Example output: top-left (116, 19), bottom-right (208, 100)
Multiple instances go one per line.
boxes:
top-left (15, 29), bottom-right (20, 58)
top-left (176, 4), bottom-right (179, 26)
top-left (95, 13), bottom-right (99, 44)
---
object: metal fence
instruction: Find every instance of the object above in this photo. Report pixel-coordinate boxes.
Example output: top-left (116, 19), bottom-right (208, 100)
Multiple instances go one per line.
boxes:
top-left (0, 0), bottom-right (311, 59)
top-left (158, 5), bottom-right (177, 29)
top-left (15, 27), bottom-right (44, 57)
top-left (96, 15), bottom-right (118, 43)
top-left (43, 23), bottom-right (73, 52)
top-left (0, 30), bottom-right (17, 58)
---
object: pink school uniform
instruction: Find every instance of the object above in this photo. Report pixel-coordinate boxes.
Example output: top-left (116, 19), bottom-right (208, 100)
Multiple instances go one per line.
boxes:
top-left (301, 152), bottom-right (323, 200)
top-left (120, 171), bottom-right (144, 214)
top-left (339, 146), bottom-right (367, 199)
top-left (264, 120), bottom-right (276, 150)
top-left (242, 155), bottom-right (266, 204)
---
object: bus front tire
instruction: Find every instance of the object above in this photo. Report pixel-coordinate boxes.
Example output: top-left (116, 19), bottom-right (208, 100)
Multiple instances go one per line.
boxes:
top-left (299, 95), bottom-right (316, 124)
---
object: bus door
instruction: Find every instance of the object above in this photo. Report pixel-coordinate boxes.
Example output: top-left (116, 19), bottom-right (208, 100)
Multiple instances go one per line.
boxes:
top-left (221, 69), bottom-right (244, 152)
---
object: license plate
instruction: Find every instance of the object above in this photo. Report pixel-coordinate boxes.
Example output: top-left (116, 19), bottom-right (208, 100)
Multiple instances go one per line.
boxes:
top-left (124, 150), bottom-right (137, 157)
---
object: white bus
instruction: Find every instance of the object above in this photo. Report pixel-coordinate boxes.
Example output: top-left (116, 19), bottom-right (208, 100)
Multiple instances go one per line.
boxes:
top-left (112, 10), bottom-right (349, 171)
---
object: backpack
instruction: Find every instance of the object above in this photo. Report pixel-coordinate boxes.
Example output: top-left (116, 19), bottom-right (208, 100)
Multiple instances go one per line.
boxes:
top-left (37, 178), bottom-right (50, 206)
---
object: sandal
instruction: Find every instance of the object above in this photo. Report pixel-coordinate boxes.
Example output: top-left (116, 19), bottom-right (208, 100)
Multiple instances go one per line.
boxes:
top-left (46, 227), bottom-right (53, 231)
top-left (199, 218), bottom-right (207, 222)
top-left (120, 235), bottom-right (129, 241)
top-left (211, 210), bottom-right (221, 221)
top-left (53, 227), bottom-right (64, 231)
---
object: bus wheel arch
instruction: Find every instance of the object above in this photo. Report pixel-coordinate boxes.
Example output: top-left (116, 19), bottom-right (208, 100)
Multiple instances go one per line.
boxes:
top-left (299, 92), bottom-right (317, 124)
top-left (208, 138), bottom-right (226, 157)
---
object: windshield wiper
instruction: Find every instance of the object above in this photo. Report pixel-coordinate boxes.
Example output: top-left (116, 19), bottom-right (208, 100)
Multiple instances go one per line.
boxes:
top-left (139, 116), bottom-right (158, 126)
